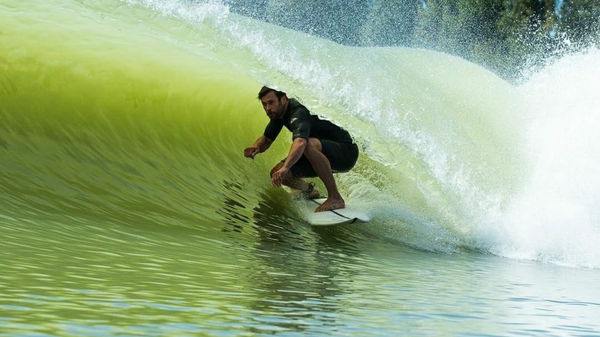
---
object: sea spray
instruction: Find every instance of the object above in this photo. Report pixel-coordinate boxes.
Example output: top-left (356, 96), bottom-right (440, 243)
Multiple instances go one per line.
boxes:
top-left (475, 49), bottom-right (600, 268)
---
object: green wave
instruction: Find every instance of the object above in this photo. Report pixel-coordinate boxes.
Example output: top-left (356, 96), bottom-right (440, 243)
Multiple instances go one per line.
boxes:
top-left (1, 0), bottom-right (525, 249)
top-left (0, 0), bottom-right (282, 226)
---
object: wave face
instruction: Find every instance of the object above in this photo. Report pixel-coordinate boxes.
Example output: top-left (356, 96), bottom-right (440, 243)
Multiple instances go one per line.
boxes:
top-left (1, 0), bottom-right (598, 268)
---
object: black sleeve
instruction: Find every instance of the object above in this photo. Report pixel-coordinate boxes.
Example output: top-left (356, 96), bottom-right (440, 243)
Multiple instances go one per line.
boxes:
top-left (290, 107), bottom-right (311, 140)
top-left (263, 119), bottom-right (284, 141)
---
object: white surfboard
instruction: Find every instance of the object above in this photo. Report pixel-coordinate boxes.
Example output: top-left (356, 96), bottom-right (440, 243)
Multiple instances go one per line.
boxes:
top-left (298, 198), bottom-right (371, 226)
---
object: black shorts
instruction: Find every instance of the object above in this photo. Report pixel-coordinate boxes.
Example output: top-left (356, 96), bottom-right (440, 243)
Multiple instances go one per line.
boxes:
top-left (283, 139), bottom-right (359, 178)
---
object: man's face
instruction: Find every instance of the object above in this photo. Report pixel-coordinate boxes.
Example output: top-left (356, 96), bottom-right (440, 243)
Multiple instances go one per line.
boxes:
top-left (261, 91), bottom-right (286, 120)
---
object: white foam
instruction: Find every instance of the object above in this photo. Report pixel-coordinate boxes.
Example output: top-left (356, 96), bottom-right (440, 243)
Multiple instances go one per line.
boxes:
top-left (477, 49), bottom-right (600, 268)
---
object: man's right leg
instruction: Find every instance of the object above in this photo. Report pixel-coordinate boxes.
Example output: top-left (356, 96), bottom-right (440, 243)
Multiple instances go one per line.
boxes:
top-left (302, 138), bottom-right (345, 212)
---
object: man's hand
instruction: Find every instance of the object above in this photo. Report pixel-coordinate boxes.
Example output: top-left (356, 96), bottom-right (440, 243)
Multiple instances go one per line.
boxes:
top-left (244, 145), bottom-right (260, 159)
top-left (271, 166), bottom-right (289, 187)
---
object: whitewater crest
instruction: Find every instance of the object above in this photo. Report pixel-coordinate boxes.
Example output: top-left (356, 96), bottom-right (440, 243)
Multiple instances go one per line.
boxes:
top-left (475, 49), bottom-right (600, 268)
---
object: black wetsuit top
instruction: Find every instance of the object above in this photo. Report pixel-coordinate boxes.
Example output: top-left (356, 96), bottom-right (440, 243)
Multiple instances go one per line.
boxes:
top-left (263, 99), bottom-right (353, 143)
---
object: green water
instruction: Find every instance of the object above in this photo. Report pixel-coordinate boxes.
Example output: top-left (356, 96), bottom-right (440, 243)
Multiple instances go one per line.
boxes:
top-left (2, 0), bottom-right (600, 335)
top-left (3, 217), bottom-right (600, 336)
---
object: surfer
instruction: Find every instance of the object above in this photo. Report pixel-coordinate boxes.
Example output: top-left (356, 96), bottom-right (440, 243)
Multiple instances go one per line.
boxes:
top-left (244, 86), bottom-right (358, 212)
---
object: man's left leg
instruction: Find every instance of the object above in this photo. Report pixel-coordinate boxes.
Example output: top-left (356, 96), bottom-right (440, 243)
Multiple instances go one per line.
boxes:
top-left (303, 138), bottom-right (345, 212)
top-left (270, 162), bottom-right (321, 199)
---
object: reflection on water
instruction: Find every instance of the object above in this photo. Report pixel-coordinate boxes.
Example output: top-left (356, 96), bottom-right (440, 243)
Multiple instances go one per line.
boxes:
top-left (2, 190), bottom-right (600, 336)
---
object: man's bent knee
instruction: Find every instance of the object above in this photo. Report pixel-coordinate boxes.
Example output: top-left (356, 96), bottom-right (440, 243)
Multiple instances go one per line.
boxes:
top-left (304, 138), bottom-right (322, 155)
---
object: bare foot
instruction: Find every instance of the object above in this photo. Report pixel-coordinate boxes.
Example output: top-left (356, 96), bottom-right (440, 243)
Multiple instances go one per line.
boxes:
top-left (300, 183), bottom-right (321, 199)
top-left (307, 188), bottom-right (321, 199)
top-left (295, 188), bottom-right (321, 200)
top-left (315, 198), bottom-right (345, 212)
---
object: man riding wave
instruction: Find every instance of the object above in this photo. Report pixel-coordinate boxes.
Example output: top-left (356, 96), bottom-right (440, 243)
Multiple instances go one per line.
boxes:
top-left (244, 86), bottom-right (359, 212)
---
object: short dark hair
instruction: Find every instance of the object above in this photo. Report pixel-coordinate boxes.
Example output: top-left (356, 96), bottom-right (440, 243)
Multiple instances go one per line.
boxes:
top-left (258, 86), bottom-right (286, 100)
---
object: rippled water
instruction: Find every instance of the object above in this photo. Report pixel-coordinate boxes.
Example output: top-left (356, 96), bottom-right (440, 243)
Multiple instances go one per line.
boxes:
top-left (2, 213), bottom-right (599, 336)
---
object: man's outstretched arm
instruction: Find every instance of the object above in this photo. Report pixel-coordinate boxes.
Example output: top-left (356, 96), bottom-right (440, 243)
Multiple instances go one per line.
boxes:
top-left (244, 135), bottom-right (273, 159)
